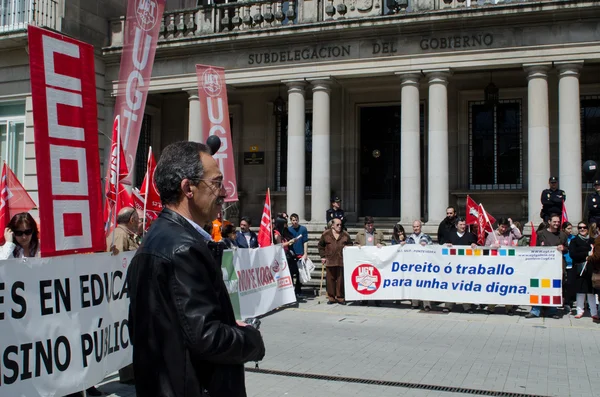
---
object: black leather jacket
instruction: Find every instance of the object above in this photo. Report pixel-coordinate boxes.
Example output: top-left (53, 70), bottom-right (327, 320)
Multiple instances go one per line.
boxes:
top-left (127, 208), bottom-right (265, 397)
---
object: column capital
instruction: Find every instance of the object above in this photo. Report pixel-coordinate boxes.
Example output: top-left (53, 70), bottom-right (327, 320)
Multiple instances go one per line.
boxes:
top-left (308, 77), bottom-right (332, 92)
top-left (424, 69), bottom-right (452, 85)
top-left (555, 60), bottom-right (584, 77)
top-left (523, 63), bottom-right (551, 79)
top-left (185, 89), bottom-right (199, 100)
top-left (396, 72), bottom-right (421, 86)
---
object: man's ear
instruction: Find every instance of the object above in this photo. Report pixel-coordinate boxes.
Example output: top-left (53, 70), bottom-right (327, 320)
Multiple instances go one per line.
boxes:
top-left (181, 179), bottom-right (194, 199)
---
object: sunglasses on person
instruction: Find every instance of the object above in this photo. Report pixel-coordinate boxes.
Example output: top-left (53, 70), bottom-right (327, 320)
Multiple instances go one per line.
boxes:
top-left (14, 229), bottom-right (33, 237)
top-left (578, 226), bottom-right (588, 230)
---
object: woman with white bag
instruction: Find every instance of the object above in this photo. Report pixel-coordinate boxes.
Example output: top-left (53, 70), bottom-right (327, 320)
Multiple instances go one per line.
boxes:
top-left (568, 221), bottom-right (598, 320)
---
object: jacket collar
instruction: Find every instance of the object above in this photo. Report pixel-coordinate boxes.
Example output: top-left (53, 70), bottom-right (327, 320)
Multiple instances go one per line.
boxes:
top-left (159, 208), bottom-right (208, 241)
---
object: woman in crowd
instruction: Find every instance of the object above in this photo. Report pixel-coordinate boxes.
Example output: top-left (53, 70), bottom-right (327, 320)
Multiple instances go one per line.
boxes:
top-left (1, 212), bottom-right (40, 259)
top-left (222, 223), bottom-right (238, 249)
top-left (391, 223), bottom-right (406, 245)
top-left (562, 221), bottom-right (576, 313)
top-left (568, 221), bottom-right (598, 320)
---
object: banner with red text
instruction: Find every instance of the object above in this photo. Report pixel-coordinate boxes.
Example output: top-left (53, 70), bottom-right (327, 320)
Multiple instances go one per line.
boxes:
top-left (28, 26), bottom-right (105, 257)
top-left (229, 245), bottom-right (296, 319)
top-left (113, 0), bottom-right (165, 185)
top-left (196, 65), bottom-right (238, 202)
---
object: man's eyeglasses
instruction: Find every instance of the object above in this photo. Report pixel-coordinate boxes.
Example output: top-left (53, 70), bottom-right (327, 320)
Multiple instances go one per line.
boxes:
top-left (333, 223), bottom-right (342, 227)
top-left (578, 226), bottom-right (588, 230)
top-left (200, 179), bottom-right (224, 190)
top-left (14, 229), bottom-right (33, 237)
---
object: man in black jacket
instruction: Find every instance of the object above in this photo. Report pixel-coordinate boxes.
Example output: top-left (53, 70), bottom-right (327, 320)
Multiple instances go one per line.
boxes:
top-left (437, 206), bottom-right (457, 244)
top-left (127, 141), bottom-right (265, 397)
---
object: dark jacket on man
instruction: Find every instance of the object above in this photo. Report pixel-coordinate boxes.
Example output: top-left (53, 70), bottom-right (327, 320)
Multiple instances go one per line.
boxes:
top-left (235, 230), bottom-right (258, 248)
top-left (437, 218), bottom-right (457, 245)
top-left (326, 208), bottom-right (346, 229)
top-left (587, 191), bottom-right (600, 225)
top-left (127, 208), bottom-right (265, 397)
top-left (449, 231), bottom-right (477, 246)
top-left (540, 188), bottom-right (566, 220)
top-left (318, 229), bottom-right (353, 267)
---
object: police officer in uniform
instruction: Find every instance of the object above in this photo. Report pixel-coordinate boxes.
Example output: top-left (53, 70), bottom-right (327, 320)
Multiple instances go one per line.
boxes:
top-left (541, 176), bottom-right (566, 222)
top-left (587, 180), bottom-right (600, 226)
top-left (326, 196), bottom-right (346, 229)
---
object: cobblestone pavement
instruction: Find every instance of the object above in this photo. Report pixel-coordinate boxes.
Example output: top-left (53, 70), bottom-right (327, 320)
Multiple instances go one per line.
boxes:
top-left (96, 297), bottom-right (600, 397)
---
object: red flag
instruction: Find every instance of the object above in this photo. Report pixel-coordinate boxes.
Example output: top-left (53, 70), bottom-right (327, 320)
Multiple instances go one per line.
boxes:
top-left (477, 204), bottom-right (487, 246)
top-left (529, 221), bottom-right (537, 247)
top-left (114, 0), bottom-right (166, 185)
top-left (0, 163), bottom-right (36, 240)
top-left (257, 189), bottom-right (272, 247)
top-left (561, 200), bottom-right (568, 225)
top-left (105, 116), bottom-right (129, 203)
top-left (103, 184), bottom-right (133, 236)
top-left (140, 147), bottom-right (163, 213)
top-left (196, 65), bottom-right (238, 202)
top-left (466, 195), bottom-right (479, 225)
top-left (132, 188), bottom-right (158, 231)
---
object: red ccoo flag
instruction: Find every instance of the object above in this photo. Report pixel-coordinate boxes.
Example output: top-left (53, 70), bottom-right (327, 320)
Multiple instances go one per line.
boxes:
top-left (561, 200), bottom-right (568, 226)
top-left (0, 163), bottom-right (36, 243)
top-left (257, 189), bottom-right (272, 247)
top-left (529, 221), bottom-right (537, 247)
top-left (466, 195), bottom-right (479, 225)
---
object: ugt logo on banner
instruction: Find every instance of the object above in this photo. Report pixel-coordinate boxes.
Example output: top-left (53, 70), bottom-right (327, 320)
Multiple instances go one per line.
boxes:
top-left (28, 26), bottom-right (105, 256)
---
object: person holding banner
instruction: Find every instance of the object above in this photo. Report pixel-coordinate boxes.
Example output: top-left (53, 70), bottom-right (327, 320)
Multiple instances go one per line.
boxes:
top-left (568, 222), bottom-right (598, 320)
top-left (445, 217), bottom-right (477, 313)
top-left (127, 141), bottom-right (265, 397)
top-left (526, 214), bottom-right (567, 319)
top-left (0, 212), bottom-right (40, 259)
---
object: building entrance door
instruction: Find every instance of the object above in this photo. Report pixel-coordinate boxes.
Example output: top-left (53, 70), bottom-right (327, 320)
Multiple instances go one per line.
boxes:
top-left (359, 105), bottom-right (401, 217)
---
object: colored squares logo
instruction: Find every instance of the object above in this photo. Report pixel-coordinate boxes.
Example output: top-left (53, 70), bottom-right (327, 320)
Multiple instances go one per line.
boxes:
top-left (530, 278), bottom-right (561, 289)
top-left (442, 249), bottom-right (515, 256)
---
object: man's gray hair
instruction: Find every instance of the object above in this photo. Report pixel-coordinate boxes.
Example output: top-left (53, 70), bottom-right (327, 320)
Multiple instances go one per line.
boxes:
top-left (116, 207), bottom-right (136, 225)
top-left (154, 141), bottom-right (210, 206)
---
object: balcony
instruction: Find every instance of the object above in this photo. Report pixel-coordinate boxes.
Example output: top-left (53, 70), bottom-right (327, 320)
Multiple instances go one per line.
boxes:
top-left (107, 0), bottom-right (570, 48)
top-left (0, 0), bottom-right (58, 34)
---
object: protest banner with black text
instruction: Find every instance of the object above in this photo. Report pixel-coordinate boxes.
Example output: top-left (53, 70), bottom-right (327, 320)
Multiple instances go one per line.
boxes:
top-left (0, 252), bottom-right (134, 397)
top-left (28, 25), bottom-right (105, 257)
top-left (344, 245), bottom-right (563, 306)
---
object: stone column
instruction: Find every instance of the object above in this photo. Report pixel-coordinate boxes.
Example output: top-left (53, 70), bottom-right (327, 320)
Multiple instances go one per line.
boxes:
top-left (557, 61), bottom-right (583, 222)
top-left (187, 90), bottom-right (202, 142)
top-left (524, 64), bottom-right (551, 223)
top-left (397, 72), bottom-right (421, 224)
top-left (285, 81), bottom-right (307, 221)
top-left (426, 70), bottom-right (450, 224)
top-left (310, 79), bottom-right (331, 223)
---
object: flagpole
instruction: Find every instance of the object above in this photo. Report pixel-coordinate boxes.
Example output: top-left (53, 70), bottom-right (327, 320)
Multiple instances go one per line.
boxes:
top-left (142, 146), bottom-right (151, 234)
top-left (268, 188), bottom-right (273, 245)
top-left (481, 203), bottom-right (498, 243)
top-left (111, 116), bottom-right (121, 250)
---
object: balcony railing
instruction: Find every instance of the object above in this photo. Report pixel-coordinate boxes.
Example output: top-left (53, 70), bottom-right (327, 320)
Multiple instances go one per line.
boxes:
top-left (0, 0), bottom-right (58, 34)
top-left (108, 0), bottom-right (545, 46)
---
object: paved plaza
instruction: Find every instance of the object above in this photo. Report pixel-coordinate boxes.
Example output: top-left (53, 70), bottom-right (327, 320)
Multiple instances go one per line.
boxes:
top-left (96, 297), bottom-right (600, 397)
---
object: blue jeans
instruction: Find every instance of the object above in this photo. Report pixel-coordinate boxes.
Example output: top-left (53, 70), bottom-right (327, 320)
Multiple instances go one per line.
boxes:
top-left (529, 306), bottom-right (558, 317)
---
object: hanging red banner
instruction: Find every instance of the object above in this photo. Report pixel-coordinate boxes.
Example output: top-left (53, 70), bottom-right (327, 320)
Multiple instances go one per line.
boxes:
top-left (113, 0), bottom-right (166, 185)
top-left (28, 25), bottom-right (105, 257)
top-left (196, 65), bottom-right (238, 202)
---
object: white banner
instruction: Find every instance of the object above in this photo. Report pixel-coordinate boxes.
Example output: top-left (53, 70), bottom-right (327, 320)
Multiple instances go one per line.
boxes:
top-left (228, 245), bottom-right (297, 319)
top-left (0, 251), bottom-right (134, 397)
top-left (344, 245), bottom-right (563, 306)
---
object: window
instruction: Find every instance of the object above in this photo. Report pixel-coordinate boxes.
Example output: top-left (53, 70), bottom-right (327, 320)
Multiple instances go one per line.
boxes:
top-left (275, 112), bottom-right (312, 191)
top-left (0, 102), bottom-right (25, 181)
top-left (134, 114), bottom-right (152, 189)
top-left (469, 100), bottom-right (522, 190)
top-left (581, 96), bottom-right (600, 187)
